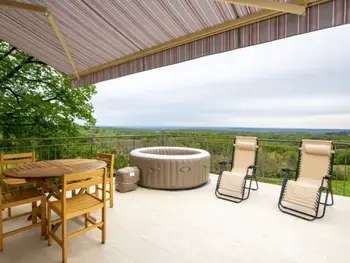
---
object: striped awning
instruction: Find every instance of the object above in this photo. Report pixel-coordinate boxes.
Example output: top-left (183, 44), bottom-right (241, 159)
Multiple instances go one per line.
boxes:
top-left (0, 0), bottom-right (349, 88)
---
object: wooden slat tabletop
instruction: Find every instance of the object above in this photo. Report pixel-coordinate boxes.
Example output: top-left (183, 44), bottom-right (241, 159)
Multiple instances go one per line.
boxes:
top-left (3, 159), bottom-right (107, 179)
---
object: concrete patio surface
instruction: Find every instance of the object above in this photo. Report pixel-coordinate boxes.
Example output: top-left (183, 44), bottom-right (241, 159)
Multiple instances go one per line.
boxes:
top-left (1, 175), bottom-right (350, 263)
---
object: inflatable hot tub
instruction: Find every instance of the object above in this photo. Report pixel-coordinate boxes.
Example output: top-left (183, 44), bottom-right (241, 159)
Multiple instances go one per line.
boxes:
top-left (130, 147), bottom-right (210, 189)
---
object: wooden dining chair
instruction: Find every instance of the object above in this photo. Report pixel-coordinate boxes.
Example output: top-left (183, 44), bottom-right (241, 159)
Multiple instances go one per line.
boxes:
top-left (47, 168), bottom-right (107, 263)
top-left (0, 181), bottom-right (46, 251)
top-left (0, 152), bottom-right (37, 217)
top-left (95, 153), bottom-right (115, 208)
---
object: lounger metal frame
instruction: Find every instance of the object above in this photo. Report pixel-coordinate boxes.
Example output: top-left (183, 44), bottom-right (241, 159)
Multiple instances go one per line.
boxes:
top-left (215, 138), bottom-right (259, 203)
top-left (278, 141), bottom-right (335, 221)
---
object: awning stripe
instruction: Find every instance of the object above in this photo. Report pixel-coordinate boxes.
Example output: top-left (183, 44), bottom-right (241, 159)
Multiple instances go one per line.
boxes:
top-left (1, 0), bottom-right (348, 88)
top-left (72, 0), bottom-right (349, 88)
top-left (0, 0), bottom-right (261, 76)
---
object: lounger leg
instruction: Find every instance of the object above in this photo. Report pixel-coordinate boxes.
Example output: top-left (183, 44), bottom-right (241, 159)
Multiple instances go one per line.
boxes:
top-left (320, 183), bottom-right (334, 207)
top-left (326, 183), bottom-right (334, 206)
top-left (250, 175), bottom-right (259, 191)
top-left (328, 188), bottom-right (334, 206)
top-left (317, 188), bottom-right (330, 219)
top-left (242, 177), bottom-right (252, 200)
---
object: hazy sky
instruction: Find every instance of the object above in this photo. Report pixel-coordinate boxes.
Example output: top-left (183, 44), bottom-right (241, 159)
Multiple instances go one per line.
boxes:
top-left (93, 24), bottom-right (350, 129)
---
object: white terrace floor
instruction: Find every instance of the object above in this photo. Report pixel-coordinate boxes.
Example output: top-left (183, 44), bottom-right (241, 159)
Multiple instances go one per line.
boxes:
top-left (1, 175), bottom-right (350, 263)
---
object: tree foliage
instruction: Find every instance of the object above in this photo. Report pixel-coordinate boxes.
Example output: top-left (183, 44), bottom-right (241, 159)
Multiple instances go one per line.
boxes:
top-left (0, 42), bottom-right (97, 139)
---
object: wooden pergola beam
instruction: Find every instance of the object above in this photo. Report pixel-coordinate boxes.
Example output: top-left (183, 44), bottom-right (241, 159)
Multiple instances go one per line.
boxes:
top-left (218, 0), bottom-right (306, 15)
top-left (0, 0), bottom-right (47, 14)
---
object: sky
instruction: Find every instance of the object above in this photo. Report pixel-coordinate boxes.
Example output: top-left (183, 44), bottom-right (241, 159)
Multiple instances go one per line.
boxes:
top-left (93, 24), bottom-right (350, 129)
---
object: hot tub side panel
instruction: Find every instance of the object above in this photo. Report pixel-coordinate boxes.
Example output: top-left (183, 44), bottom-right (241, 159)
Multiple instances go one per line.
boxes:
top-left (130, 155), bottom-right (210, 189)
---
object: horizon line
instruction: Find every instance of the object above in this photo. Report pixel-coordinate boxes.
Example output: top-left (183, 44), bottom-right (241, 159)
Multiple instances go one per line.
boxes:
top-left (93, 125), bottom-right (350, 131)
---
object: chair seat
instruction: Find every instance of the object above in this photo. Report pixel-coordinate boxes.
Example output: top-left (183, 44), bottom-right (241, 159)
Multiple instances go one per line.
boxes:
top-left (218, 170), bottom-right (246, 198)
top-left (1, 188), bottom-right (43, 208)
top-left (2, 178), bottom-right (27, 187)
top-left (282, 180), bottom-right (320, 216)
top-left (49, 194), bottom-right (103, 219)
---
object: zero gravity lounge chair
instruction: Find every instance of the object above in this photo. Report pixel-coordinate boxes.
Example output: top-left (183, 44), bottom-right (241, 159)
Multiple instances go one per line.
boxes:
top-left (215, 136), bottom-right (259, 203)
top-left (278, 140), bottom-right (335, 221)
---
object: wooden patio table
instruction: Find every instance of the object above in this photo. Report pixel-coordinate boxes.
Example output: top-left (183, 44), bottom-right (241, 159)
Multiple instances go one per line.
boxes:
top-left (3, 159), bottom-right (107, 236)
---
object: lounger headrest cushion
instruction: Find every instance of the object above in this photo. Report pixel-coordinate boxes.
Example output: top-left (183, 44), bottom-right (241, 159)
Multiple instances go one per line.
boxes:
top-left (303, 144), bottom-right (331, 156)
top-left (235, 141), bottom-right (256, 151)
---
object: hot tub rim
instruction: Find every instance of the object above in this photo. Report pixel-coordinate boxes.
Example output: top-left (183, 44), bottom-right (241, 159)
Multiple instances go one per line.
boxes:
top-left (130, 146), bottom-right (210, 160)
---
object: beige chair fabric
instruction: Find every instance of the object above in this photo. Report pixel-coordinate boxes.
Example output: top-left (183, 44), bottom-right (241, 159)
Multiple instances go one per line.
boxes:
top-left (232, 136), bottom-right (258, 171)
top-left (280, 140), bottom-right (333, 217)
top-left (218, 169), bottom-right (246, 198)
top-left (217, 136), bottom-right (258, 200)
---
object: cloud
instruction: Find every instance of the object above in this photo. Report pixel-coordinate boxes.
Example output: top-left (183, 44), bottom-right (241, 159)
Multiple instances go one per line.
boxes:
top-left (93, 24), bottom-right (350, 129)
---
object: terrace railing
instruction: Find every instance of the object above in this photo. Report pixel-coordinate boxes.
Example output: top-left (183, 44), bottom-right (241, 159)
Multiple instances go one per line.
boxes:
top-left (0, 135), bottom-right (349, 196)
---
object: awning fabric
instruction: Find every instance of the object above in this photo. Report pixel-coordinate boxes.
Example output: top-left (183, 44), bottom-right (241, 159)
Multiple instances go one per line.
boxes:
top-left (0, 0), bottom-right (349, 88)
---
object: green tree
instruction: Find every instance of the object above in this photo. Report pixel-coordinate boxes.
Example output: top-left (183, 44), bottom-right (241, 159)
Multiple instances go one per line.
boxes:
top-left (0, 41), bottom-right (97, 139)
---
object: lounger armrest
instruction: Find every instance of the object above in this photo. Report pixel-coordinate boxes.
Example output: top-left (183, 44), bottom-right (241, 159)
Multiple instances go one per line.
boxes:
top-left (246, 165), bottom-right (257, 178)
top-left (324, 174), bottom-right (333, 179)
top-left (320, 175), bottom-right (333, 189)
top-left (281, 168), bottom-right (296, 173)
top-left (219, 160), bottom-right (233, 174)
top-left (281, 168), bottom-right (296, 182)
top-left (247, 165), bottom-right (257, 173)
top-left (219, 160), bottom-right (233, 165)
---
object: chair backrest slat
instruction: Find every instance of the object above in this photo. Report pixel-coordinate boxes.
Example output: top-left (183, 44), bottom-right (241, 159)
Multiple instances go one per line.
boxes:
top-left (1, 152), bottom-right (34, 160)
top-left (1, 158), bottom-right (33, 165)
top-left (66, 177), bottom-right (103, 191)
top-left (232, 136), bottom-right (258, 171)
top-left (61, 168), bottom-right (107, 215)
top-left (0, 152), bottom-right (35, 178)
top-left (66, 169), bottom-right (104, 183)
top-left (298, 140), bottom-right (334, 181)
